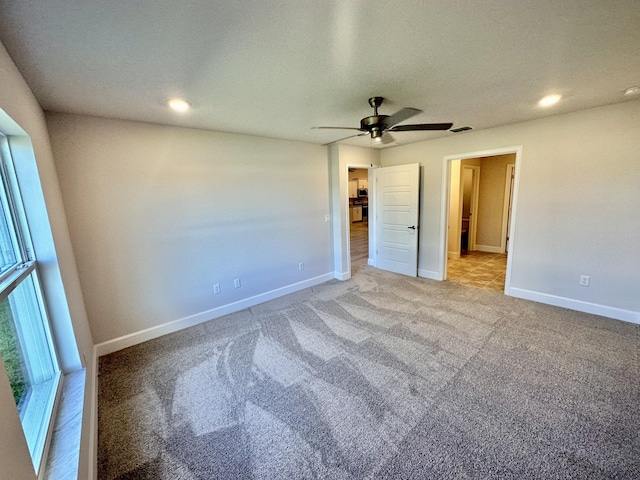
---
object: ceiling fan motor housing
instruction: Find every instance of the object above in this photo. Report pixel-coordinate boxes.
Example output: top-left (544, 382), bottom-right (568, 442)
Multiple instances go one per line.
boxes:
top-left (362, 97), bottom-right (388, 135)
top-left (360, 115), bottom-right (389, 132)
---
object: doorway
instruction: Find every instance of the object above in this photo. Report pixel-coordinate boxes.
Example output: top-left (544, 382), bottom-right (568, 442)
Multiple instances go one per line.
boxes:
top-left (442, 148), bottom-right (521, 293)
top-left (348, 168), bottom-right (370, 273)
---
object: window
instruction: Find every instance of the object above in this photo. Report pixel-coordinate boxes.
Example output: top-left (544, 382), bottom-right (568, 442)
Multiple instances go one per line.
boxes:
top-left (0, 134), bottom-right (61, 473)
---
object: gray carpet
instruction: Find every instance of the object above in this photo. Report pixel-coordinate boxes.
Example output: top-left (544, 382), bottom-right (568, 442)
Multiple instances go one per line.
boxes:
top-left (98, 265), bottom-right (640, 479)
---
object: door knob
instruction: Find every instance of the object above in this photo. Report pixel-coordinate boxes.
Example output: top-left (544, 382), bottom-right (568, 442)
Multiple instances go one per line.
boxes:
top-left (407, 226), bottom-right (416, 230)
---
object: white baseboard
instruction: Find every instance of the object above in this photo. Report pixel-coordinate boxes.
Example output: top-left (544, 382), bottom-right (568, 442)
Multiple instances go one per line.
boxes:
top-left (418, 269), bottom-right (442, 281)
top-left (368, 258), bottom-right (375, 267)
top-left (87, 345), bottom-right (98, 480)
top-left (475, 245), bottom-right (504, 254)
top-left (509, 287), bottom-right (640, 324)
top-left (95, 272), bottom-right (334, 357)
top-left (335, 270), bottom-right (351, 281)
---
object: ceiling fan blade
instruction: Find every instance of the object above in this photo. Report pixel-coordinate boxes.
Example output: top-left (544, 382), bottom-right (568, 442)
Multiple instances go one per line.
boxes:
top-left (321, 132), bottom-right (368, 146)
top-left (312, 126), bottom-right (364, 131)
top-left (389, 122), bottom-right (454, 132)
top-left (380, 132), bottom-right (395, 144)
top-left (382, 107), bottom-right (422, 129)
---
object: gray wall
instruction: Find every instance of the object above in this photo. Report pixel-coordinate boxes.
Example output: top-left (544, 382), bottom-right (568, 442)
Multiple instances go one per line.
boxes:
top-left (0, 41), bottom-right (94, 479)
top-left (47, 113), bottom-right (334, 345)
top-left (382, 100), bottom-right (640, 320)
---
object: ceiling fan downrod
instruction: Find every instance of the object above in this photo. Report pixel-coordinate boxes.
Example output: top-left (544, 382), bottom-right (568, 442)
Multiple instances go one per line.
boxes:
top-left (368, 96), bottom-right (384, 116)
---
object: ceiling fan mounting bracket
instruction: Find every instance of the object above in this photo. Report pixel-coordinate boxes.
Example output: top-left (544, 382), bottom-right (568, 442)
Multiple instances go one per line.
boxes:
top-left (368, 96), bottom-right (384, 112)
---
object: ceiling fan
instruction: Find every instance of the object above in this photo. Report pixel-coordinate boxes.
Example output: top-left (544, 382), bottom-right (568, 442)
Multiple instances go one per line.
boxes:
top-left (314, 97), bottom-right (453, 145)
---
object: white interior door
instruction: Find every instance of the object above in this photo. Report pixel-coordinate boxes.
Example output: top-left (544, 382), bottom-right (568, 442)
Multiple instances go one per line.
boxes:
top-left (374, 163), bottom-right (420, 276)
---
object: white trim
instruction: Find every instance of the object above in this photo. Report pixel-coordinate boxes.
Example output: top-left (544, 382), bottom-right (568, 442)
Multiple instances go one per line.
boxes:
top-left (344, 163), bottom-right (352, 272)
top-left (34, 372), bottom-right (62, 478)
top-left (440, 146), bottom-right (523, 294)
top-left (329, 146), bottom-right (379, 284)
top-left (475, 244), bottom-right (504, 254)
top-left (87, 345), bottom-right (98, 480)
top-left (502, 149), bottom-right (522, 294)
top-left (500, 164), bottom-right (515, 253)
top-left (418, 269), bottom-right (442, 281)
top-left (509, 288), bottom-right (640, 324)
top-left (367, 258), bottom-right (375, 267)
top-left (440, 160), bottom-right (452, 276)
top-left (94, 272), bottom-right (334, 357)
top-left (344, 164), bottom-right (374, 280)
top-left (335, 270), bottom-right (351, 281)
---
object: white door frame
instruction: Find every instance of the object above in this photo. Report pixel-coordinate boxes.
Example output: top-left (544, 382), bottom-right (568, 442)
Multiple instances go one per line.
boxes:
top-left (328, 144), bottom-right (380, 281)
top-left (501, 163), bottom-right (516, 253)
top-left (440, 146), bottom-right (523, 294)
top-left (345, 165), bottom-right (374, 276)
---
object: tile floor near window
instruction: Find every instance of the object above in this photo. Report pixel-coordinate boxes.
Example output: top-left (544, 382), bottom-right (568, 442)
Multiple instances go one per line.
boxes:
top-left (447, 251), bottom-right (507, 292)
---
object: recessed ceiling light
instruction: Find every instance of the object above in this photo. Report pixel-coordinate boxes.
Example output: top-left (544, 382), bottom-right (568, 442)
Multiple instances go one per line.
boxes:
top-left (624, 86), bottom-right (640, 96)
top-left (167, 98), bottom-right (191, 112)
top-left (538, 94), bottom-right (561, 107)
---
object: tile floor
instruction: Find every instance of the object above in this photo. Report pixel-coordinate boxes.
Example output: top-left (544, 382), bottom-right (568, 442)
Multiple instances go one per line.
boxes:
top-left (447, 251), bottom-right (507, 292)
top-left (350, 222), bottom-right (507, 293)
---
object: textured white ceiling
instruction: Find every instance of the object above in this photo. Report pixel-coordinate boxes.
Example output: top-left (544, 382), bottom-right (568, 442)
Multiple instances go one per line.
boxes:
top-left (0, 0), bottom-right (638, 148)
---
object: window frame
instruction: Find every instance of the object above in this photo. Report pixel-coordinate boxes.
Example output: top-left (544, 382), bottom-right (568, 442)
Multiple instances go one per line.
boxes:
top-left (0, 133), bottom-right (62, 475)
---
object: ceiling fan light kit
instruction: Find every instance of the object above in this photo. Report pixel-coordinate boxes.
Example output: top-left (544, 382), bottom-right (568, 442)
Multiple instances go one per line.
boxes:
top-left (315, 96), bottom-right (453, 145)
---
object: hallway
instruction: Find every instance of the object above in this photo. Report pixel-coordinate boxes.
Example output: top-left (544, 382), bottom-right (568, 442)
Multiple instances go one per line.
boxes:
top-left (351, 222), bottom-right (506, 293)
top-left (447, 251), bottom-right (507, 292)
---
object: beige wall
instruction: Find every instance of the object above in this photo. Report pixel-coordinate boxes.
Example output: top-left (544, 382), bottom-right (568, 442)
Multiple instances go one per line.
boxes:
top-left (447, 157), bottom-right (481, 256)
top-left (0, 41), bottom-right (94, 479)
top-left (382, 100), bottom-right (640, 320)
top-left (476, 154), bottom-right (515, 249)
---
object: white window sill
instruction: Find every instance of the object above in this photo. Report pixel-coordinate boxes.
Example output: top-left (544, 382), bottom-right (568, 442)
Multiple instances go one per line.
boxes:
top-left (22, 372), bottom-right (61, 473)
top-left (43, 369), bottom-right (85, 480)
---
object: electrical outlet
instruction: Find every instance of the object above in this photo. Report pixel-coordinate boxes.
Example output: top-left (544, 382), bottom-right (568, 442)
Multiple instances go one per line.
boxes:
top-left (298, 262), bottom-right (304, 271)
top-left (234, 278), bottom-right (241, 288)
top-left (579, 275), bottom-right (590, 286)
top-left (213, 283), bottom-right (221, 294)
top-left (324, 214), bottom-right (331, 223)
